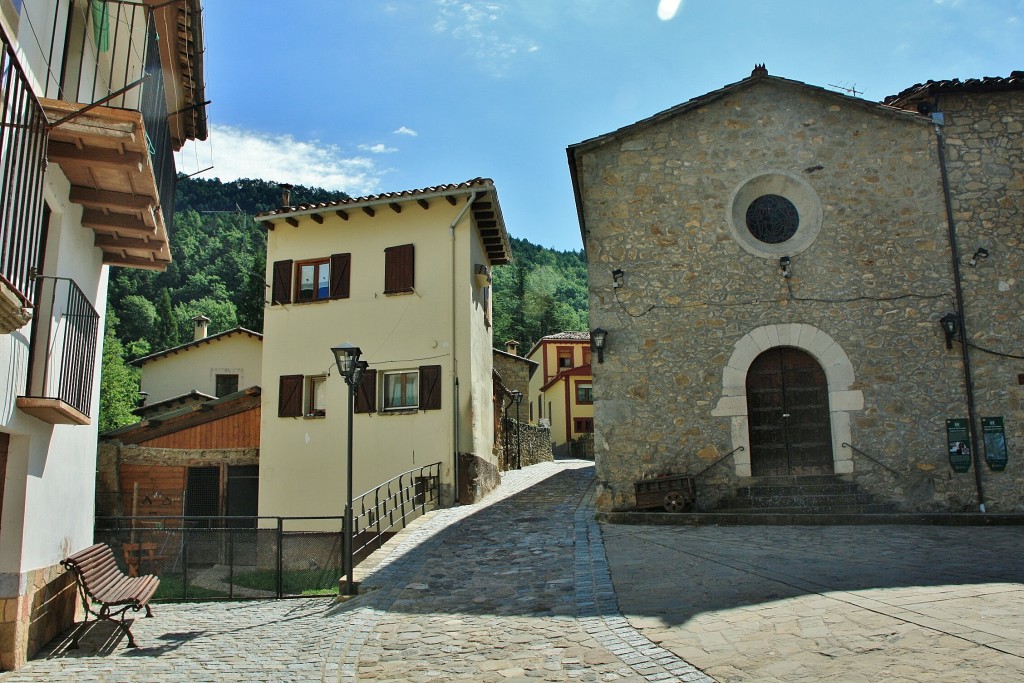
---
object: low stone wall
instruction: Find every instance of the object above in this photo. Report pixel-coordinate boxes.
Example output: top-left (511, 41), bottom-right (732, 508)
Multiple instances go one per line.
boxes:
top-left (502, 419), bottom-right (554, 468)
top-left (458, 452), bottom-right (500, 503)
top-left (0, 563), bottom-right (78, 671)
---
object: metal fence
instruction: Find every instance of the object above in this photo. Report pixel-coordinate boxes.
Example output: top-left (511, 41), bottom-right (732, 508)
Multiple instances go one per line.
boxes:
top-left (94, 463), bottom-right (443, 601)
top-left (0, 20), bottom-right (49, 306)
top-left (24, 276), bottom-right (100, 416)
top-left (94, 516), bottom-right (346, 601)
top-left (351, 462), bottom-right (441, 562)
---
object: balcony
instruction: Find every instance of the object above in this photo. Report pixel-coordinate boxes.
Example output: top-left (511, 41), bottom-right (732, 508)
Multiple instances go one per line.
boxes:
top-left (17, 277), bottom-right (100, 425)
top-left (41, 0), bottom-right (180, 270)
top-left (0, 22), bottom-right (49, 331)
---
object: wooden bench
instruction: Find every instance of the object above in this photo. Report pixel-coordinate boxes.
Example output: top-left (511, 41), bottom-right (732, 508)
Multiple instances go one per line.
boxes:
top-left (61, 543), bottom-right (160, 648)
top-left (122, 542), bottom-right (168, 577)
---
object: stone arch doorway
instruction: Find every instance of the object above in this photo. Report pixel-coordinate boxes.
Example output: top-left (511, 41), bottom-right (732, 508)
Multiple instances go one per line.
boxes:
top-left (712, 324), bottom-right (864, 478)
top-left (746, 347), bottom-right (834, 476)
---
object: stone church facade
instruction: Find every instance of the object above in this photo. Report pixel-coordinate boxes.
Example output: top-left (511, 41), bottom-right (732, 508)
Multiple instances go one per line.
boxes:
top-left (568, 67), bottom-right (1023, 513)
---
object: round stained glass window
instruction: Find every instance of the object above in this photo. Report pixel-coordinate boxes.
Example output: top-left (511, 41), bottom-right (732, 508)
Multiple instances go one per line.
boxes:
top-left (745, 194), bottom-right (799, 244)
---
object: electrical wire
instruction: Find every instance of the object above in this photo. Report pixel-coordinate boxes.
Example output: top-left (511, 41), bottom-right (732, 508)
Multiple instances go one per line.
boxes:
top-left (964, 342), bottom-right (1024, 360)
top-left (612, 277), bottom-right (945, 319)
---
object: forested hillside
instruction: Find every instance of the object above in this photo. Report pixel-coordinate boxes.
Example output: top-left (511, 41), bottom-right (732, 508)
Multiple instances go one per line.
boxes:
top-left (100, 176), bottom-right (588, 429)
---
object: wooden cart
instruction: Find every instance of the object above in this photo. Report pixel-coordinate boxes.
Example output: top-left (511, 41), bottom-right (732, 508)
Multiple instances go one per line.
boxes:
top-left (634, 474), bottom-right (695, 512)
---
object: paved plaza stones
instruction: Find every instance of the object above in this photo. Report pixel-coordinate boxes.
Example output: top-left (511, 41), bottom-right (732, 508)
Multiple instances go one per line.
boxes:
top-left (603, 523), bottom-right (1024, 682)
top-left (2, 460), bottom-right (1023, 682)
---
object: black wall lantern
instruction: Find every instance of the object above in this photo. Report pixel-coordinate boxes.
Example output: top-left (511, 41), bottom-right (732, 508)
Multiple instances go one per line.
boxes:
top-left (940, 313), bottom-right (959, 350)
top-left (591, 328), bottom-right (608, 363)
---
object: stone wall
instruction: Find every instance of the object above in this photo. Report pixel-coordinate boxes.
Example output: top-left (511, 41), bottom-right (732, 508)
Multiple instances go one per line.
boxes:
top-left (575, 77), bottom-right (986, 512)
top-left (458, 452), bottom-right (500, 503)
top-left (493, 352), bottom-right (532, 398)
top-left (502, 418), bottom-right (554, 468)
top-left (938, 90), bottom-right (1024, 511)
top-left (0, 563), bottom-right (77, 670)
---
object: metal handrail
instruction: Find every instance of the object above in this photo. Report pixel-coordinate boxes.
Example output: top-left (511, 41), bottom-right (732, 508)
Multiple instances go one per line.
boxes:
top-left (842, 443), bottom-right (903, 478)
top-left (349, 462), bottom-right (442, 561)
top-left (693, 445), bottom-right (745, 480)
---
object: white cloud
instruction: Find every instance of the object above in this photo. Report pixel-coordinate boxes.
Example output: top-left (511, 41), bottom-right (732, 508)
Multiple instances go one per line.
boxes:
top-left (180, 125), bottom-right (385, 196)
top-left (393, 126), bottom-right (418, 136)
top-left (657, 0), bottom-right (684, 21)
top-left (359, 143), bottom-right (398, 154)
top-left (433, 0), bottom-right (539, 76)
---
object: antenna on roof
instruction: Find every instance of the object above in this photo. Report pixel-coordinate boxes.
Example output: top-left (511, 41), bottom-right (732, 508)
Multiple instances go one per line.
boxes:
top-left (828, 81), bottom-right (863, 97)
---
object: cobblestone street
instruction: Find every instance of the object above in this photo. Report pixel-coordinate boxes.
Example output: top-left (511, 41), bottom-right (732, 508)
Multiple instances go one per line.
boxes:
top-left (2, 460), bottom-right (1023, 682)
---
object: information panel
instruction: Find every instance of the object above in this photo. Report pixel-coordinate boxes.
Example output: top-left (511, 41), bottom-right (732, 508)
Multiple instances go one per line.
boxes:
top-left (946, 418), bottom-right (972, 473)
top-left (982, 417), bottom-right (1008, 472)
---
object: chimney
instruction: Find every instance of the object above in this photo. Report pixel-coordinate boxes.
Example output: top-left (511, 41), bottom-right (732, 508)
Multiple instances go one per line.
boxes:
top-left (192, 314), bottom-right (211, 341)
top-left (505, 340), bottom-right (520, 356)
top-left (279, 183), bottom-right (293, 207)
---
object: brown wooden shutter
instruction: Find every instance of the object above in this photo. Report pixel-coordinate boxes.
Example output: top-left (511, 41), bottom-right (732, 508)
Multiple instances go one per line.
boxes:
top-left (271, 259), bottom-right (293, 305)
top-left (330, 253), bottom-right (351, 299)
top-left (384, 244), bottom-right (414, 293)
top-left (419, 365), bottom-right (442, 410)
top-left (278, 375), bottom-right (303, 417)
top-left (354, 369), bottom-right (377, 414)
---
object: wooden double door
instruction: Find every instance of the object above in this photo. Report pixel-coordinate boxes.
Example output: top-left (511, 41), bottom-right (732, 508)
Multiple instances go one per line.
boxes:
top-left (746, 348), bottom-right (834, 476)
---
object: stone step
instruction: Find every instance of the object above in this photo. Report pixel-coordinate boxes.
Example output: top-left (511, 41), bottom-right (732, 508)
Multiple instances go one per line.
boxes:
top-left (717, 493), bottom-right (880, 509)
top-left (733, 482), bottom-right (860, 497)
top-left (712, 503), bottom-right (897, 515)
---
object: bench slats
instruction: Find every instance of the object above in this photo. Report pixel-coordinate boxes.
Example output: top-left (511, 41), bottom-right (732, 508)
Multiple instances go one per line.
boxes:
top-left (62, 542), bottom-right (160, 649)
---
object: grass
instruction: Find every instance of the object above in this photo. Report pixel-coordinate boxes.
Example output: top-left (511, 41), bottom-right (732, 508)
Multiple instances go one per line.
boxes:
top-left (232, 568), bottom-right (339, 596)
top-left (152, 574), bottom-right (228, 601)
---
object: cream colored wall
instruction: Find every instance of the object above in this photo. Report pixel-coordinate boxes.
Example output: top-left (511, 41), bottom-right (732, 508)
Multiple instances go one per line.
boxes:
top-left (139, 335), bottom-right (263, 403)
top-left (0, 159), bottom-right (105, 577)
top-left (462, 214), bottom-right (497, 461)
top-left (545, 380), bottom-right (569, 448)
top-left (259, 198), bottom-right (495, 518)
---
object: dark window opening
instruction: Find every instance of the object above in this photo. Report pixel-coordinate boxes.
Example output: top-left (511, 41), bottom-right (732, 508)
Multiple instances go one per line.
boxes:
top-left (746, 194), bottom-right (799, 244)
top-left (215, 374), bottom-right (239, 398)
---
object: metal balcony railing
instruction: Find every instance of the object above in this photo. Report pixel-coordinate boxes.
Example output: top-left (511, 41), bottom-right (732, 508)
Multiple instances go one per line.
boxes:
top-left (0, 22), bottom-right (49, 307)
top-left (24, 276), bottom-right (100, 418)
top-left (49, 0), bottom-right (176, 229)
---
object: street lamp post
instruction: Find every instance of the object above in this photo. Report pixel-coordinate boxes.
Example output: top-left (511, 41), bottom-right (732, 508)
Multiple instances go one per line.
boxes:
top-left (331, 343), bottom-right (367, 596)
top-left (511, 390), bottom-right (523, 470)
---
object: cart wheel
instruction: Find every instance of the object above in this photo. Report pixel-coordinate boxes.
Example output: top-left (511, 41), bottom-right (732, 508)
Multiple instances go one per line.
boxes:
top-left (663, 492), bottom-right (687, 512)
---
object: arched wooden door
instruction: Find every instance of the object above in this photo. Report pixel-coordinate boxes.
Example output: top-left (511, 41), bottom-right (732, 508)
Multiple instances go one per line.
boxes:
top-left (746, 347), bottom-right (834, 476)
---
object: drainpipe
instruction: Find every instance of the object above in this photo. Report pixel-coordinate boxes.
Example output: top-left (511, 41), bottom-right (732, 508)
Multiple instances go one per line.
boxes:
top-left (933, 108), bottom-right (986, 513)
top-left (449, 190), bottom-right (481, 504)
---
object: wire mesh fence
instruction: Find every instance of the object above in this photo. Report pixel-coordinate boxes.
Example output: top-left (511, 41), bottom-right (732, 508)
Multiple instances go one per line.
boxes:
top-left (93, 462), bottom-right (443, 601)
top-left (94, 517), bottom-right (345, 601)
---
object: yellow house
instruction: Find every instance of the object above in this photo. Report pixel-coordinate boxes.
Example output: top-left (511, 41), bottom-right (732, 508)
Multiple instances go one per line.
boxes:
top-left (255, 178), bottom-right (512, 517)
top-left (526, 332), bottom-right (594, 457)
top-left (133, 318), bottom-right (263, 413)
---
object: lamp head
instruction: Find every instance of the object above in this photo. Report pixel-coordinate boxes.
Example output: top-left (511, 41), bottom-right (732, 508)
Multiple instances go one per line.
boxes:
top-left (331, 343), bottom-right (362, 379)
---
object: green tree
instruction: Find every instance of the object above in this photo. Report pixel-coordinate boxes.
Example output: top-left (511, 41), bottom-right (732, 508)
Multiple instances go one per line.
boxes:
top-left (155, 288), bottom-right (178, 350)
top-left (98, 313), bottom-right (140, 433)
top-left (174, 297), bottom-right (238, 341)
top-left (118, 294), bottom-right (158, 349)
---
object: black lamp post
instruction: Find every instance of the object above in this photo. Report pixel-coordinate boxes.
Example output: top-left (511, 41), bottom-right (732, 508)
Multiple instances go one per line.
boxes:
top-left (511, 390), bottom-right (523, 469)
top-left (332, 342), bottom-right (365, 596)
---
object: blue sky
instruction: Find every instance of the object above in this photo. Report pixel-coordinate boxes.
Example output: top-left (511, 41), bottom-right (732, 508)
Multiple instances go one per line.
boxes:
top-left (178, 0), bottom-right (1024, 252)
